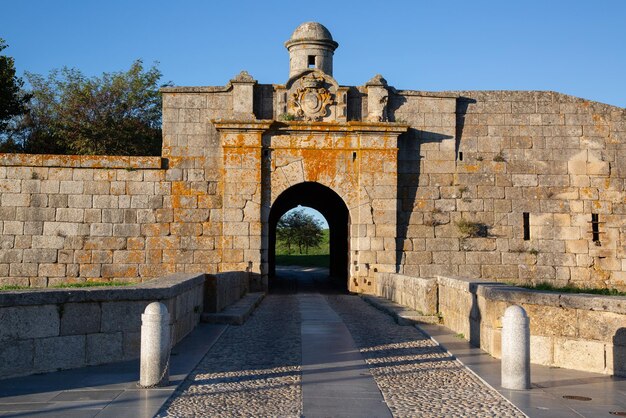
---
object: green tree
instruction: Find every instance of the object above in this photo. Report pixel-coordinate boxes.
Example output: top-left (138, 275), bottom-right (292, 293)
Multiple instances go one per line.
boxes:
top-left (277, 209), bottom-right (324, 255)
top-left (0, 39), bottom-right (30, 141)
top-left (7, 60), bottom-right (164, 155)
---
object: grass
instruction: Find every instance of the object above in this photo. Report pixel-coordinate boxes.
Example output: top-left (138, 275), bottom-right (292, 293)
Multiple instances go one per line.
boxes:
top-left (276, 229), bottom-right (329, 256)
top-left (456, 219), bottom-right (489, 238)
top-left (275, 254), bottom-right (329, 268)
top-left (0, 281), bottom-right (138, 292)
top-left (51, 281), bottom-right (137, 289)
top-left (493, 151), bottom-right (506, 162)
top-left (513, 282), bottom-right (626, 297)
top-left (276, 228), bottom-right (329, 267)
top-left (0, 285), bottom-right (27, 291)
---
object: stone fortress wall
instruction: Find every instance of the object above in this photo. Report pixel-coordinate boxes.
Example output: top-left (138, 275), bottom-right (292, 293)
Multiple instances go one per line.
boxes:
top-left (0, 22), bottom-right (624, 293)
top-left (0, 154), bottom-right (228, 286)
top-left (393, 90), bottom-right (626, 289)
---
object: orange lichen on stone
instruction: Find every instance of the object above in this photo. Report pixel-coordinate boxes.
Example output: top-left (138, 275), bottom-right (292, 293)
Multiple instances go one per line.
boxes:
top-left (301, 149), bottom-right (342, 182)
top-left (463, 164), bottom-right (480, 173)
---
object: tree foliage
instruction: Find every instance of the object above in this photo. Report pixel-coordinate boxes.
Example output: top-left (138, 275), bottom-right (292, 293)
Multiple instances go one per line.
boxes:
top-left (276, 209), bottom-right (324, 255)
top-left (2, 60), bottom-right (163, 155)
top-left (0, 39), bottom-right (30, 137)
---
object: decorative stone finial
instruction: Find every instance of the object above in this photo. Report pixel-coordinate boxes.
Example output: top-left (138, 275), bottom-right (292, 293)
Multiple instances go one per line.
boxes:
top-left (230, 70), bottom-right (256, 84)
top-left (366, 74), bottom-right (388, 87)
top-left (366, 74), bottom-right (389, 122)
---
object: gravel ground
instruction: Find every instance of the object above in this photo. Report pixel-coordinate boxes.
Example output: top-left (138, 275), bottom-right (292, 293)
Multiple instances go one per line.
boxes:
top-left (326, 294), bottom-right (525, 418)
top-left (156, 295), bottom-right (302, 417)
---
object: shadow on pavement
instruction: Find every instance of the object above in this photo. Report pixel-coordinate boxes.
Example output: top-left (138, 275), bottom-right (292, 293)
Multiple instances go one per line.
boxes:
top-left (270, 266), bottom-right (347, 294)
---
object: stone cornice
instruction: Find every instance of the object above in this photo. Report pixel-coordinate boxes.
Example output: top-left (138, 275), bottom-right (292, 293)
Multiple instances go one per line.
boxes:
top-left (270, 120), bottom-right (409, 135)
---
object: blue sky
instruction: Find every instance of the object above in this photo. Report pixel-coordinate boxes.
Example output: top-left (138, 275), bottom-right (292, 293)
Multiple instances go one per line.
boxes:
top-left (2, 0), bottom-right (625, 107)
top-left (285, 207), bottom-right (329, 229)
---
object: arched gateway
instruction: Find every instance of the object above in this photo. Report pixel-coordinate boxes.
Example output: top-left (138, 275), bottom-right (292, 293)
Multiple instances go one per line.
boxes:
top-left (213, 118), bottom-right (407, 293)
top-left (209, 23), bottom-right (408, 293)
top-left (268, 182), bottom-right (349, 284)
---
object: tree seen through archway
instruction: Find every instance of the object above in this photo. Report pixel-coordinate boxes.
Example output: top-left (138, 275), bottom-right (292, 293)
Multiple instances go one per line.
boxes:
top-left (275, 206), bottom-right (329, 268)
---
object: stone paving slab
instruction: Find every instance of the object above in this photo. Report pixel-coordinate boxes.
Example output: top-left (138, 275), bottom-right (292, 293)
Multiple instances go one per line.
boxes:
top-left (201, 291), bottom-right (265, 325)
top-left (327, 294), bottom-right (525, 417)
top-left (299, 293), bottom-right (392, 418)
top-left (419, 322), bottom-right (626, 417)
top-left (0, 323), bottom-right (226, 417)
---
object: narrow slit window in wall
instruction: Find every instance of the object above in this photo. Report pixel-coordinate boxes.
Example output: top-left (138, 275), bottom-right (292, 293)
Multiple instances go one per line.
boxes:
top-left (591, 213), bottom-right (600, 244)
top-left (458, 151), bottom-right (463, 161)
top-left (308, 55), bottom-right (315, 68)
top-left (523, 212), bottom-right (530, 240)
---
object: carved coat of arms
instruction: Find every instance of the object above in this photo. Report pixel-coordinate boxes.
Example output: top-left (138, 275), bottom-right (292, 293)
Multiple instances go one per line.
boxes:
top-left (289, 74), bottom-right (333, 121)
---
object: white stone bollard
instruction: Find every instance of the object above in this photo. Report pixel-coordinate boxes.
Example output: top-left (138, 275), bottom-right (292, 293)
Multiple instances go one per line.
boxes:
top-left (501, 305), bottom-right (530, 390)
top-left (139, 302), bottom-right (171, 387)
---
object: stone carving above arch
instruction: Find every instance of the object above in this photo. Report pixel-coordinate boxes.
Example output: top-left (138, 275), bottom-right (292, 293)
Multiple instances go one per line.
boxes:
top-left (276, 69), bottom-right (347, 122)
top-left (289, 73), bottom-right (333, 121)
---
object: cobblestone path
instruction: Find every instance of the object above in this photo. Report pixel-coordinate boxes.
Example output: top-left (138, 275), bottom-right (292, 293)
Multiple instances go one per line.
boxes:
top-left (157, 295), bottom-right (302, 417)
top-left (326, 295), bottom-right (525, 418)
top-left (158, 288), bottom-right (524, 417)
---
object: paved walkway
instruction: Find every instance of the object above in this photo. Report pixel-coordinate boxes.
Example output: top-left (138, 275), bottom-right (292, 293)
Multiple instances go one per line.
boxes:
top-left (158, 267), bottom-right (522, 417)
top-left (0, 323), bottom-right (227, 417)
top-left (1, 266), bottom-right (625, 417)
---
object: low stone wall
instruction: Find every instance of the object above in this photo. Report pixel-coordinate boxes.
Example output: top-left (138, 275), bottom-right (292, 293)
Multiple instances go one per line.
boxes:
top-left (204, 271), bottom-right (250, 312)
top-left (0, 273), bottom-right (204, 379)
top-left (376, 273), bottom-right (438, 315)
top-left (375, 272), bottom-right (626, 376)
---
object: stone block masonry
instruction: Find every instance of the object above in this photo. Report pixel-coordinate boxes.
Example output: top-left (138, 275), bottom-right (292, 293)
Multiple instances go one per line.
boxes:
top-left (375, 272), bottom-right (626, 376)
top-left (0, 273), bottom-right (204, 379)
top-left (0, 154), bottom-right (226, 287)
top-left (396, 90), bottom-right (626, 291)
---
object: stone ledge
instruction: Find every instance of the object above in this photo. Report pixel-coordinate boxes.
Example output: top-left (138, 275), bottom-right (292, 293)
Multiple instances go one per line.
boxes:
top-left (201, 292), bottom-right (265, 325)
top-left (161, 86), bottom-right (230, 93)
top-left (0, 273), bottom-right (205, 307)
top-left (437, 276), bottom-right (626, 314)
top-left (0, 153), bottom-right (163, 169)
top-left (436, 275), bottom-right (505, 292)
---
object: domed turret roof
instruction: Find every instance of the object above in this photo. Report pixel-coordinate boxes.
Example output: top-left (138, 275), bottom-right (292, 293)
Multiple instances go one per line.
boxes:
top-left (290, 22), bottom-right (334, 42)
top-left (285, 22), bottom-right (338, 50)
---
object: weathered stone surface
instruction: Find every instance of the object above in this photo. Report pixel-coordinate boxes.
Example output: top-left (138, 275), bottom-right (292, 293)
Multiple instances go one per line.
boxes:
top-left (0, 274), bottom-right (204, 378)
top-left (101, 301), bottom-right (150, 332)
top-left (0, 305), bottom-right (59, 341)
top-left (60, 302), bottom-right (101, 335)
top-left (86, 332), bottom-right (123, 365)
top-left (375, 274), bottom-right (626, 375)
top-left (0, 340), bottom-right (33, 377)
top-left (34, 335), bottom-right (86, 371)
top-left (554, 338), bottom-right (607, 373)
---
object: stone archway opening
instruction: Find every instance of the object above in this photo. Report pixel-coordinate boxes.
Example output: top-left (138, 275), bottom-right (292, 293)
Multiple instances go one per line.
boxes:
top-left (268, 182), bottom-right (349, 292)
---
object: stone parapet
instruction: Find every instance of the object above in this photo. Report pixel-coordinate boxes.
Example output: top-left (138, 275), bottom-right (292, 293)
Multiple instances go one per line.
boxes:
top-left (0, 273), bottom-right (204, 379)
top-left (373, 273), bottom-right (626, 376)
top-left (0, 153), bottom-right (162, 169)
top-left (375, 272), bottom-right (437, 315)
top-left (204, 271), bottom-right (250, 313)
